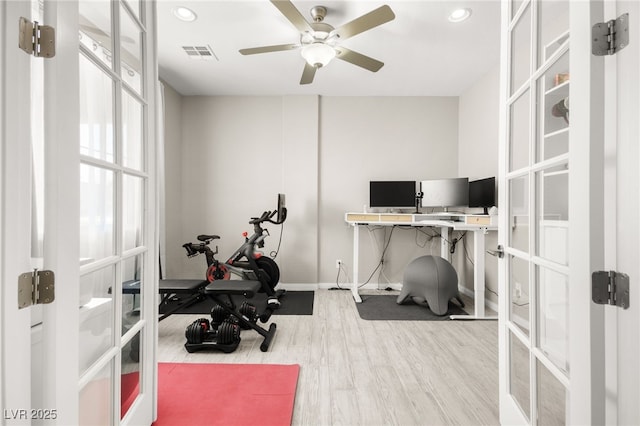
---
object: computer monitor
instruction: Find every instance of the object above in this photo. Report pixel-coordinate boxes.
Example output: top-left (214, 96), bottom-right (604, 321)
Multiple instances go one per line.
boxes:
top-left (276, 193), bottom-right (287, 223)
top-left (369, 181), bottom-right (416, 209)
top-left (420, 177), bottom-right (469, 210)
top-left (468, 177), bottom-right (496, 215)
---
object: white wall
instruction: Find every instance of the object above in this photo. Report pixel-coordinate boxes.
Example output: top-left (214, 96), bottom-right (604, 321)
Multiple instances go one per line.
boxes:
top-left (161, 74), bottom-right (502, 293)
top-left (162, 82), bottom-right (184, 278)
top-left (318, 97), bottom-right (459, 284)
top-left (457, 64), bottom-right (501, 302)
top-left (176, 96), bottom-right (284, 280)
top-left (164, 94), bottom-right (461, 285)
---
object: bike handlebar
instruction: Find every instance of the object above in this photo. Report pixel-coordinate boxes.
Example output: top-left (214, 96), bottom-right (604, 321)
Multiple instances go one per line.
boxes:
top-left (249, 208), bottom-right (286, 226)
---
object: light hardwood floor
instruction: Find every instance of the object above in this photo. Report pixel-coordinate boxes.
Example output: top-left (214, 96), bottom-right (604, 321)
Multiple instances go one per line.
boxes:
top-left (157, 289), bottom-right (500, 425)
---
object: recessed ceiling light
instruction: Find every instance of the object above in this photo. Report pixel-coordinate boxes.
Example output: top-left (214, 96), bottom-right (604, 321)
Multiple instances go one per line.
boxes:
top-left (448, 8), bottom-right (472, 23)
top-left (173, 6), bottom-right (197, 22)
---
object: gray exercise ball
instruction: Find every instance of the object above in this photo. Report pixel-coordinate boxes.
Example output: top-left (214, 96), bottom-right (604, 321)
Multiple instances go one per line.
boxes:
top-left (397, 255), bottom-right (459, 316)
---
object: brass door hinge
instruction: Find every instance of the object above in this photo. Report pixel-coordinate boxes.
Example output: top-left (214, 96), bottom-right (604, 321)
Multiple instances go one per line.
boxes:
top-left (19, 17), bottom-right (55, 58)
top-left (18, 269), bottom-right (55, 309)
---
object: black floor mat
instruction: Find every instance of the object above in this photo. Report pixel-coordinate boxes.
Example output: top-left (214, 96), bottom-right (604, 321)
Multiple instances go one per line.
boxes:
top-left (160, 290), bottom-right (314, 316)
top-left (356, 295), bottom-right (467, 320)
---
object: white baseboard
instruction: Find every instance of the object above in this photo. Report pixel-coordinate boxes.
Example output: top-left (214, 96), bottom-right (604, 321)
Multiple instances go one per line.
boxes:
top-left (458, 285), bottom-right (499, 313)
top-left (277, 283), bottom-right (318, 291)
top-left (315, 282), bottom-right (403, 291)
top-left (279, 282), bottom-right (403, 291)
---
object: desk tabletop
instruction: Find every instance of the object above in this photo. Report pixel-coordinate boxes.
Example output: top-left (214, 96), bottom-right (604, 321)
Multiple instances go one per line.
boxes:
top-left (344, 212), bottom-right (497, 230)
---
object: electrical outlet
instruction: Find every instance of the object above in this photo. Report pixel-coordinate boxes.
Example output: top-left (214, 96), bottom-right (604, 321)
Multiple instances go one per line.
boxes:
top-left (336, 259), bottom-right (342, 269)
top-left (514, 282), bottom-right (522, 299)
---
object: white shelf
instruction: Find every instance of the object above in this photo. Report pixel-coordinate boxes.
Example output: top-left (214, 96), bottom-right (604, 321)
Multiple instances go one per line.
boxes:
top-left (545, 30), bottom-right (570, 52)
top-left (545, 80), bottom-right (570, 96)
top-left (543, 169), bottom-right (568, 178)
top-left (544, 127), bottom-right (569, 139)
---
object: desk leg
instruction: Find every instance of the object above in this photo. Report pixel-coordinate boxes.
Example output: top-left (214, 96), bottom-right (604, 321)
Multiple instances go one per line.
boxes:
top-left (474, 229), bottom-right (486, 317)
top-left (440, 226), bottom-right (451, 262)
top-left (450, 229), bottom-right (497, 320)
top-left (351, 225), bottom-right (362, 303)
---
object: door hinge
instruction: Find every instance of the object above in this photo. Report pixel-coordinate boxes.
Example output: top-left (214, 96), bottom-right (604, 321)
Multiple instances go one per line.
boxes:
top-left (592, 13), bottom-right (629, 56)
top-left (592, 270), bottom-right (629, 309)
top-left (18, 269), bottom-right (55, 309)
top-left (18, 17), bottom-right (56, 58)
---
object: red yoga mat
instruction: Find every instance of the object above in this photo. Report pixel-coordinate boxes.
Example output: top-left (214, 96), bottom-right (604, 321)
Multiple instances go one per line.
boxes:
top-left (154, 363), bottom-right (300, 426)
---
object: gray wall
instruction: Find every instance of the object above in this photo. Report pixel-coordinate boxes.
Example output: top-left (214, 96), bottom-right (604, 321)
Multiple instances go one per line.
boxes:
top-left (163, 94), bottom-right (464, 285)
top-left (162, 74), bottom-right (501, 291)
top-left (162, 82), bottom-right (184, 278)
top-left (318, 97), bottom-right (459, 285)
top-left (456, 64), bottom-right (501, 303)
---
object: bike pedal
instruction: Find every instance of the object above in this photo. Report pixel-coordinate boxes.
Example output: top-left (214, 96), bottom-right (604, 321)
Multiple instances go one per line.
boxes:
top-left (267, 298), bottom-right (281, 309)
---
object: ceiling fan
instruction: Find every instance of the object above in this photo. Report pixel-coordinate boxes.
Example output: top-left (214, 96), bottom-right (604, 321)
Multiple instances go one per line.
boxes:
top-left (239, 0), bottom-right (395, 85)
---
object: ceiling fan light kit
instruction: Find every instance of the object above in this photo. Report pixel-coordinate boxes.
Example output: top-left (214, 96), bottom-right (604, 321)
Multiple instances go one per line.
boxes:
top-left (301, 42), bottom-right (336, 67)
top-left (239, 0), bottom-right (396, 85)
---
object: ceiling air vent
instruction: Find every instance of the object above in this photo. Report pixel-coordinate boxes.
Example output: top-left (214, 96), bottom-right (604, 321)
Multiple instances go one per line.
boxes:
top-left (182, 45), bottom-right (218, 61)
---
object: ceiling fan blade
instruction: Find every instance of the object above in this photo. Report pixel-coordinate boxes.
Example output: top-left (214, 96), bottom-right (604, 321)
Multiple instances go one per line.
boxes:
top-left (270, 0), bottom-right (314, 34)
top-left (335, 47), bottom-right (384, 72)
top-left (331, 5), bottom-right (395, 40)
top-left (300, 63), bottom-right (317, 85)
top-left (239, 43), bottom-right (299, 55)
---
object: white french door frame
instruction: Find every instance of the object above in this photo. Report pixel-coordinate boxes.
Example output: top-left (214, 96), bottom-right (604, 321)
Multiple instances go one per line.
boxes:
top-left (567, 1), bottom-right (606, 423)
top-left (498, 0), bottom-right (606, 424)
top-left (41, 2), bottom-right (81, 421)
top-left (1, 0), bottom-right (37, 419)
top-left (603, 1), bottom-right (640, 424)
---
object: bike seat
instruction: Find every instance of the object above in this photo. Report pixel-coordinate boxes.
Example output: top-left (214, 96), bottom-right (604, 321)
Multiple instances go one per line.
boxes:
top-left (197, 234), bottom-right (220, 242)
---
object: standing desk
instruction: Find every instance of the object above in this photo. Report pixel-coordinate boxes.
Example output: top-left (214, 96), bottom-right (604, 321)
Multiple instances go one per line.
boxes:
top-left (344, 212), bottom-right (497, 320)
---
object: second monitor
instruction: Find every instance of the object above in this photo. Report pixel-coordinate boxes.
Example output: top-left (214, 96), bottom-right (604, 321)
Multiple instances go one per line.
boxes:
top-left (420, 177), bottom-right (469, 211)
top-left (369, 181), bottom-right (417, 210)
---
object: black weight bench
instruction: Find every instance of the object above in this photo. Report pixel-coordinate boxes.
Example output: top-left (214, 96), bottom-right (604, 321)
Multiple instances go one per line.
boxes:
top-left (123, 279), bottom-right (210, 321)
top-left (185, 280), bottom-right (277, 353)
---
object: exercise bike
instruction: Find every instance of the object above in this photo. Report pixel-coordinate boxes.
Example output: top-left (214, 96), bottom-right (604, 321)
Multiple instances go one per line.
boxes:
top-left (182, 194), bottom-right (287, 308)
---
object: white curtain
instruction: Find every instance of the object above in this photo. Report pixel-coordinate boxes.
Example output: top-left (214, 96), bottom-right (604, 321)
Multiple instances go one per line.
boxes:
top-left (157, 81), bottom-right (166, 279)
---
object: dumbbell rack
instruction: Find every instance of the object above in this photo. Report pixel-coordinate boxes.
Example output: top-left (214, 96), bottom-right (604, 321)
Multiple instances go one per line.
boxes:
top-left (183, 281), bottom-right (278, 353)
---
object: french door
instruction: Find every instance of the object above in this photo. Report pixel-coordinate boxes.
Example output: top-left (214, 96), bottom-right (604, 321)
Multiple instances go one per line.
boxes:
top-left (498, 0), bottom-right (607, 424)
top-left (1, 1), bottom-right (158, 424)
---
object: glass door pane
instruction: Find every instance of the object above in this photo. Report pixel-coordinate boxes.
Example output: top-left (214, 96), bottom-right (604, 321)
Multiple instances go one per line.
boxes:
top-left (536, 359), bottom-right (567, 425)
top-left (120, 6), bottom-right (143, 95)
top-left (80, 164), bottom-right (115, 262)
top-left (510, 4), bottom-right (531, 96)
top-left (122, 91), bottom-right (143, 170)
top-left (509, 255), bottom-right (530, 336)
top-left (510, 90), bottom-right (531, 171)
top-left (537, 1), bottom-right (569, 65)
top-left (536, 265), bottom-right (569, 373)
top-left (510, 330), bottom-right (531, 420)
top-left (122, 174), bottom-right (144, 251)
top-left (509, 174), bottom-right (529, 253)
top-left (79, 361), bottom-right (115, 425)
top-left (121, 330), bottom-right (141, 419)
top-left (536, 51), bottom-right (570, 162)
top-left (79, 54), bottom-right (115, 163)
top-left (79, 0), bottom-right (113, 70)
top-left (79, 266), bottom-right (115, 375)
